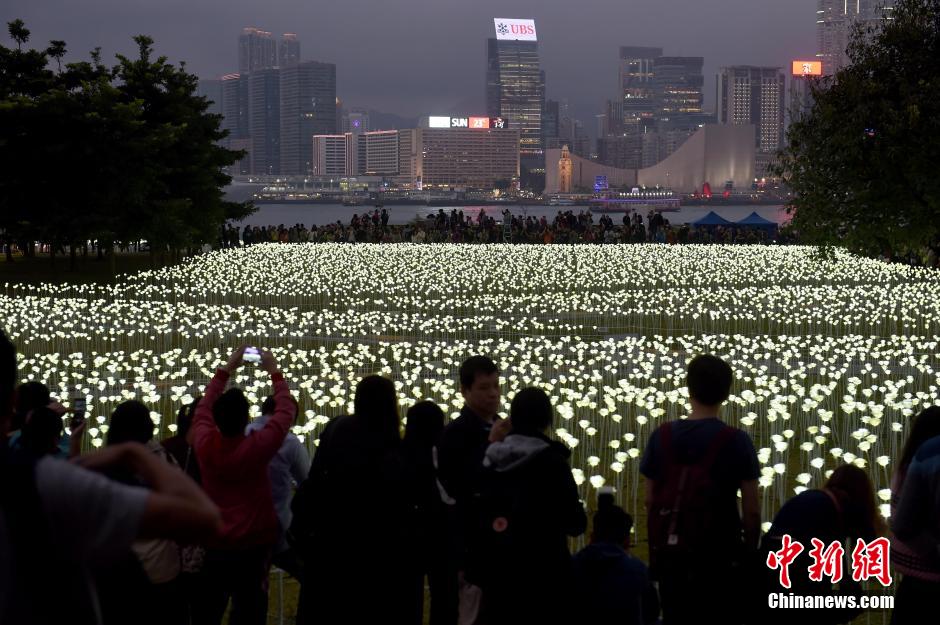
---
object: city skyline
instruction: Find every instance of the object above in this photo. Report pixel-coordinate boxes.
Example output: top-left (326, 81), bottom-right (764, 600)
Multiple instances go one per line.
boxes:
top-left (1, 0), bottom-right (818, 128)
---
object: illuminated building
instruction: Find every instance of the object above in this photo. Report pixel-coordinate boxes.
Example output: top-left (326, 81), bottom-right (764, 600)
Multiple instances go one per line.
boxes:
top-left (817, 0), bottom-right (896, 75)
top-left (558, 145), bottom-right (572, 193)
top-left (486, 19), bottom-right (544, 170)
top-left (717, 66), bottom-right (785, 174)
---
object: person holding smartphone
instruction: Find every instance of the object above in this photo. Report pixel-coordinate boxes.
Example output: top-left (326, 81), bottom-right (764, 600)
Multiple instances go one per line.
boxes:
top-left (189, 346), bottom-right (294, 625)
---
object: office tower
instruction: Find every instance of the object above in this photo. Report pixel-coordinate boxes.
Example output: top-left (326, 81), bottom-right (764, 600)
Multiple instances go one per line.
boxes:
top-left (542, 99), bottom-right (560, 149)
top-left (197, 79), bottom-right (223, 116)
top-left (817, 0), bottom-right (895, 75)
top-left (279, 33), bottom-right (300, 68)
top-left (279, 61), bottom-right (337, 175)
top-left (238, 28), bottom-right (277, 74)
top-left (654, 56), bottom-right (705, 130)
top-left (486, 19), bottom-right (544, 169)
top-left (221, 73), bottom-right (251, 174)
top-left (788, 60), bottom-right (823, 129)
top-left (248, 68), bottom-right (280, 175)
top-left (312, 135), bottom-right (348, 176)
top-left (401, 121), bottom-right (520, 189)
top-left (717, 66), bottom-right (785, 173)
top-left (619, 46), bottom-right (662, 129)
top-left (358, 130), bottom-right (400, 176)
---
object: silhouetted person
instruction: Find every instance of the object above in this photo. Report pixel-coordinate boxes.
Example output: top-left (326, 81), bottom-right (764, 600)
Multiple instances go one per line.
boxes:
top-left (403, 400), bottom-right (457, 625)
top-left (759, 465), bottom-right (880, 624)
top-left (891, 406), bottom-right (940, 624)
top-left (473, 387), bottom-right (586, 625)
top-left (100, 400), bottom-right (186, 625)
top-left (191, 347), bottom-right (294, 625)
top-left (641, 354), bottom-right (760, 625)
top-left (0, 329), bottom-right (220, 625)
top-left (436, 356), bottom-right (506, 621)
top-left (246, 395), bottom-right (309, 580)
top-left (573, 491), bottom-right (659, 625)
top-left (291, 375), bottom-right (409, 625)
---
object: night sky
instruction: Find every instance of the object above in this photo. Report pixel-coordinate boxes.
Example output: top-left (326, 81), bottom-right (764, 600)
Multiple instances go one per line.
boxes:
top-left (2, 0), bottom-right (816, 130)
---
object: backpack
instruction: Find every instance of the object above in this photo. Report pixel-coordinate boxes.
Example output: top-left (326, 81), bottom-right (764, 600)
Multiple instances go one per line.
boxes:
top-left (647, 422), bottom-right (736, 573)
top-left (466, 463), bottom-right (526, 587)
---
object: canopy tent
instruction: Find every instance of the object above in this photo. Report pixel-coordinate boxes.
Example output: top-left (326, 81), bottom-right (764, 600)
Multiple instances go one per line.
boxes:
top-left (692, 211), bottom-right (734, 227)
top-left (734, 211), bottom-right (779, 231)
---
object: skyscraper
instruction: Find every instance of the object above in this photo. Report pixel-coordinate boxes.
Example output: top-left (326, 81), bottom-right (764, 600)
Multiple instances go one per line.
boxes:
top-left (238, 28), bottom-right (277, 74)
top-left (279, 34), bottom-right (300, 68)
top-left (619, 47), bottom-right (662, 129)
top-left (279, 61), bottom-right (337, 175)
top-left (248, 68), bottom-right (281, 175)
top-left (486, 18), bottom-right (544, 170)
top-left (817, 0), bottom-right (895, 75)
top-left (654, 57), bottom-right (705, 130)
top-left (717, 66), bottom-right (785, 174)
top-left (221, 73), bottom-right (251, 174)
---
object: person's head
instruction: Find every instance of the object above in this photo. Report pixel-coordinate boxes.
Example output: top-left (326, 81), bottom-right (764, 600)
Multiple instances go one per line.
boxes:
top-left (13, 381), bottom-right (51, 432)
top-left (213, 388), bottom-right (250, 438)
top-left (592, 492), bottom-right (634, 548)
top-left (19, 406), bottom-right (64, 456)
top-left (174, 397), bottom-right (201, 440)
top-left (899, 406), bottom-right (940, 473)
top-left (509, 387), bottom-right (553, 436)
top-left (0, 329), bottom-right (14, 436)
top-left (404, 400), bottom-right (445, 449)
top-left (354, 375), bottom-right (400, 447)
top-left (686, 354), bottom-right (733, 409)
top-left (826, 464), bottom-right (879, 540)
top-left (108, 400), bottom-right (155, 445)
top-left (261, 394), bottom-right (300, 425)
top-left (459, 356), bottom-right (500, 420)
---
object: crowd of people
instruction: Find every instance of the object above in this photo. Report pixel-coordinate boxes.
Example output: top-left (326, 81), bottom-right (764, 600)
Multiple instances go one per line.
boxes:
top-left (223, 207), bottom-right (786, 248)
top-left (2, 327), bottom-right (937, 625)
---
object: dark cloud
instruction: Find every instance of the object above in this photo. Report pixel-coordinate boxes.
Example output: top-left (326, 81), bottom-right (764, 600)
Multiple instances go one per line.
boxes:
top-left (2, 0), bottom-right (816, 127)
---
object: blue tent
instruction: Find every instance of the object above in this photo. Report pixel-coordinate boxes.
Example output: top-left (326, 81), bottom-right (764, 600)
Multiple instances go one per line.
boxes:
top-left (692, 211), bottom-right (733, 227)
top-left (734, 211), bottom-right (778, 231)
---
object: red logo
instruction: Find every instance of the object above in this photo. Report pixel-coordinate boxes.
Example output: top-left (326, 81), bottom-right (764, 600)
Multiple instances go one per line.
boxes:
top-left (492, 517), bottom-right (509, 533)
top-left (766, 535), bottom-right (892, 588)
top-left (766, 534), bottom-right (804, 589)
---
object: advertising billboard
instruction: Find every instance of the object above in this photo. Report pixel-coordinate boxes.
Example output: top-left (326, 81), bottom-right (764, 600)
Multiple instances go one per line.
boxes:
top-left (494, 18), bottom-right (537, 41)
top-left (429, 116), bottom-right (451, 128)
top-left (469, 116), bottom-right (490, 129)
top-left (792, 61), bottom-right (822, 77)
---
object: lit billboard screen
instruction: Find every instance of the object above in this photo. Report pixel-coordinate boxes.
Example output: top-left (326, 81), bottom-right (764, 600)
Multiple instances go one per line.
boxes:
top-left (792, 61), bottom-right (822, 76)
top-left (428, 116), bottom-right (509, 129)
top-left (494, 18), bottom-right (537, 41)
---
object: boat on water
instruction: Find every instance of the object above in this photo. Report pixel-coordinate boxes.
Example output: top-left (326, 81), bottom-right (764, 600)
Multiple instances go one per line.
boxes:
top-left (589, 187), bottom-right (681, 213)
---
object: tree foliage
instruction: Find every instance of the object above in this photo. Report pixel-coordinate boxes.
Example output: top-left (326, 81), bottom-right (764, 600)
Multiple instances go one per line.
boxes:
top-left (774, 0), bottom-right (940, 260)
top-left (0, 22), bottom-right (252, 266)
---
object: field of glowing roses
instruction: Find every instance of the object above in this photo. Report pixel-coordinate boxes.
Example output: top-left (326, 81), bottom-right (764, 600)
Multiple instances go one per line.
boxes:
top-left (4, 243), bottom-right (940, 530)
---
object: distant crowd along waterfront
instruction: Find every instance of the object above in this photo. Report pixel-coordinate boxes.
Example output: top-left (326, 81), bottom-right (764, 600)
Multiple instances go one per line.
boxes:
top-left (225, 208), bottom-right (788, 247)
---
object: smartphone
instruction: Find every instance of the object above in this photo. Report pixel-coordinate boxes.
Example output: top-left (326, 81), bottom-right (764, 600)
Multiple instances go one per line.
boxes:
top-left (71, 391), bottom-right (86, 430)
top-left (243, 346), bottom-right (262, 364)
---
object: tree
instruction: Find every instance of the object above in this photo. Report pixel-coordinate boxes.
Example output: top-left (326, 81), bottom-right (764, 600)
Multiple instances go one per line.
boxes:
top-left (774, 0), bottom-right (940, 261)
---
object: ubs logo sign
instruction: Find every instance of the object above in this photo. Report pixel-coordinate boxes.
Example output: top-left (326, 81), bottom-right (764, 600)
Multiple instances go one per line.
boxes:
top-left (494, 18), bottom-right (538, 42)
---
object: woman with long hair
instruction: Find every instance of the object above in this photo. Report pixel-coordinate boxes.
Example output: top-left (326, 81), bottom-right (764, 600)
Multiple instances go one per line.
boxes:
top-left (292, 375), bottom-right (409, 625)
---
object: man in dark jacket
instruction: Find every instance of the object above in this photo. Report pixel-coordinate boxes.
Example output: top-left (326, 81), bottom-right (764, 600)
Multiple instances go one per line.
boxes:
top-left (436, 356), bottom-right (507, 622)
top-left (474, 387), bottom-right (586, 625)
top-left (573, 492), bottom-right (659, 625)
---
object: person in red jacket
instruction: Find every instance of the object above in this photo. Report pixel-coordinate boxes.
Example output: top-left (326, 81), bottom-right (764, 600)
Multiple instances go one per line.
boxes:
top-left (191, 346), bottom-right (294, 625)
